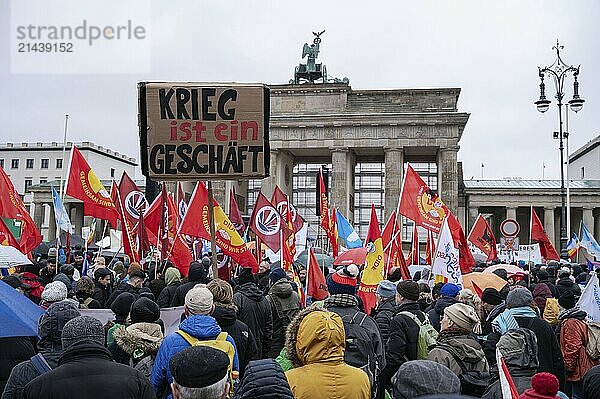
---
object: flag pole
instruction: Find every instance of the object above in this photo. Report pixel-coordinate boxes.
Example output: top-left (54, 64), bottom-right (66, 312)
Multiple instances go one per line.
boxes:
top-left (305, 248), bottom-right (311, 306)
top-left (98, 219), bottom-right (109, 258)
top-left (207, 181), bottom-right (219, 278)
top-left (577, 220), bottom-right (583, 264)
top-left (59, 114), bottom-right (69, 202)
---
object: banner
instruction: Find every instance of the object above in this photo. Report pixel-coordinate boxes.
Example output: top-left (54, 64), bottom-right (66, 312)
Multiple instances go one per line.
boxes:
top-left (318, 170), bottom-right (331, 234)
top-left (138, 82), bottom-right (270, 180)
top-left (577, 272), bottom-right (600, 322)
top-left (228, 187), bottom-right (246, 237)
top-left (581, 223), bottom-right (600, 259)
top-left (0, 218), bottom-right (20, 248)
top-left (432, 217), bottom-right (462, 286)
top-left (496, 244), bottom-right (542, 264)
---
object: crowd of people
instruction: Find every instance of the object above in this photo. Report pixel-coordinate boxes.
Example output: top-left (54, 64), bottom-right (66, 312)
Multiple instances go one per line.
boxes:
top-left (1, 247), bottom-right (600, 399)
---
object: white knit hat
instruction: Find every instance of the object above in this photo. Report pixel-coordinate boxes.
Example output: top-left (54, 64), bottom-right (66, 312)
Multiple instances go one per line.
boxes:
top-left (185, 285), bottom-right (214, 315)
top-left (41, 281), bottom-right (68, 303)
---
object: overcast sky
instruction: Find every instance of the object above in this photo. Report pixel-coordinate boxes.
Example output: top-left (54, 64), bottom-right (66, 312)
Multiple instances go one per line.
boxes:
top-left (1, 0), bottom-right (599, 181)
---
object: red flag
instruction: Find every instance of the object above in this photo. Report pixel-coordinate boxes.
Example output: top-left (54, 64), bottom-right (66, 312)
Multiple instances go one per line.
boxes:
top-left (249, 193), bottom-right (282, 252)
top-left (306, 247), bottom-right (329, 302)
top-left (159, 186), bottom-right (171, 261)
top-left (137, 205), bottom-right (150, 260)
top-left (447, 213), bottom-right (476, 274)
top-left (399, 164), bottom-right (449, 233)
top-left (382, 211), bottom-right (397, 248)
top-left (407, 224), bottom-right (420, 265)
top-left (66, 147), bottom-right (119, 227)
top-left (0, 166), bottom-right (42, 253)
top-left (229, 187), bottom-right (246, 237)
top-left (425, 230), bottom-right (435, 266)
top-left (119, 172), bottom-right (147, 230)
top-left (468, 214), bottom-right (498, 262)
top-left (318, 170), bottom-right (331, 233)
top-left (176, 183), bottom-right (187, 219)
top-left (329, 207), bottom-right (339, 258)
top-left (280, 230), bottom-right (294, 271)
top-left (358, 205), bottom-right (385, 315)
top-left (111, 180), bottom-right (138, 263)
top-left (181, 182), bottom-right (258, 272)
top-left (217, 254), bottom-right (233, 281)
top-left (530, 207), bottom-right (560, 261)
top-left (142, 194), bottom-right (161, 242)
top-left (272, 186), bottom-right (305, 233)
top-left (0, 217), bottom-right (20, 248)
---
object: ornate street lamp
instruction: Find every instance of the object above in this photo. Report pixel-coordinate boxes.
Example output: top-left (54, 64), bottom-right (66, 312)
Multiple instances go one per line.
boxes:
top-left (535, 41), bottom-right (585, 260)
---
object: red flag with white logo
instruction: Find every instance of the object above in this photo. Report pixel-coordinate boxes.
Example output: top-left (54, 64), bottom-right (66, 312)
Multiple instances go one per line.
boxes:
top-left (249, 193), bottom-right (282, 252)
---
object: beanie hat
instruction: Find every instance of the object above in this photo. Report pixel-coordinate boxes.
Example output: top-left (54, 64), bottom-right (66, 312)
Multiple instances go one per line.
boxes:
top-left (61, 315), bottom-right (105, 349)
top-left (396, 280), bottom-right (420, 301)
top-left (493, 268), bottom-right (509, 281)
top-left (238, 267), bottom-right (256, 285)
top-left (52, 273), bottom-right (72, 291)
top-left (393, 360), bottom-right (461, 399)
top-left (185, 285), bottom-right (214, 315)
top-left (39, 300), bottom-right (81, 343)
top-left (444, 302), bottom-right (482, 334)
top-left (506, 287), bottom-right (534, 309)
top-left (270, 267), bottom-right (287, 283)
top-left (326, 269), bottom-right (358, 296)
top-left (440, 283), bottom-right (460, 298)
top-left (558, 291), bottom-right (576, 310)
top-left (576, 272), bottom-right (589, 285)
top-left (110, 292), bottom-right (136, 321)
top-left (48, 247), bottom-right (58, 258)
top-left (170, 346), bottom-right (229, 389)
top-left (130, 297), bottom-right (160, 323)
top-left (60, 264), bottom-right (75, 276)
top-left (41, 281), bottom-right (68, 303)
top-left (519, 372), bottom-right (560, 399)
top-left (376, 280), bottom-right (397, 298)
top-left (482, 287), bottom-right (504, 306)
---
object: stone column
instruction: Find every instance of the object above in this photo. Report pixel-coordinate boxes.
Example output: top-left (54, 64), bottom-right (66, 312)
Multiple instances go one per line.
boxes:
top-left (468, 206), bottom-right (479, 232)
top-left (544, 207), bottom-right (556, 248)
top-left (583, 207), bottom-right (594, 232)
top-left (331, 147), bottom-right (356, 220)
top-left (384, 147), bottom-right (404, 220)
top-left (261, 149), bottom-right (294, 199)
top-left (48, 203), bottom-right (57, 241)
top-left (506, 206), bottom-right (517, 221)
top-left (594, 210), bottom-right (600, 239)
top-left (32, 200), bottom-right (44, 238)
top-left (437, 147), bottom-right (459, 214)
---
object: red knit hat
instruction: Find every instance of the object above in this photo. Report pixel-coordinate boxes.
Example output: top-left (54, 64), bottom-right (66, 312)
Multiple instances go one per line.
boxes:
top-left (519, 372), bottom-right (560, 399)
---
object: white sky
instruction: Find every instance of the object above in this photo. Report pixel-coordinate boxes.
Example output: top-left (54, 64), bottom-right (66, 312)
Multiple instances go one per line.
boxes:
top-left (1, 0), bottom-right (599, 181)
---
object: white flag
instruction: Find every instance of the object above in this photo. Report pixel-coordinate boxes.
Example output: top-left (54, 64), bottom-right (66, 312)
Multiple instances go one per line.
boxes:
top-left (577, 272), bottom-right (600, 322)
top-left (432, 217), bottom-right (462, 286)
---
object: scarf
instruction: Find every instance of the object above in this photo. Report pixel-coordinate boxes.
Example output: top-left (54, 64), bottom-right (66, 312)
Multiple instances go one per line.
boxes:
top-left (509, 306), bottom-right (538, 319)
top-left (492, 308), bottom-right (520, 334)
top-left (558, 307), bottom-right (587, 321)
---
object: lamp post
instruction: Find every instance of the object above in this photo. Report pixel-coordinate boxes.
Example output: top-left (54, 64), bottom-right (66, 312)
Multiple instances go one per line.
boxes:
top-left (535, 41), bottom-right (584, 260)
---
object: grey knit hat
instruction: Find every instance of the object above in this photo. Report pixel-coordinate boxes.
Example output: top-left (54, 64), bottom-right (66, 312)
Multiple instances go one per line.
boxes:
top-left (185, 285), bottom-right (214, 315)
top-left (61, 315), bottom-right (105, 349)
top-left (393, 360), bottom-right (461, 399)
top-left (41, 281), bottom-right (68, 303)
top-left (506, 287), bottom-right (534, 309)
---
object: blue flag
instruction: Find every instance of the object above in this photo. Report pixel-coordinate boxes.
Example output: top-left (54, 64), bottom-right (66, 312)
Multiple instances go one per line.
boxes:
top-left (335, 210), bottom-right (363, 249)
top-left (581, 223), bottom-right (600, 259)
top-left (52, 186), bottom-right (74, 234)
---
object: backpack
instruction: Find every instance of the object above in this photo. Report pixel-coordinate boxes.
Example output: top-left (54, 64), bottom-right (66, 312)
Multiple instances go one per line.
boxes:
top-left (585, 321), bottom-right (600, 360)
top-left (30, 353), bottom-right (52, 375)
top-left (79, 297), bottom-right (93, 309)
top-left (398, 311), bottom-right (438, 360)
top-left (130, 355), bottom-right (155, 379)
top-left (543, 298), bottom-right (560, 326)
top-left (436, 343), bottom-right (491, 398)
top-left (339, 311), bottom-right (378, 386)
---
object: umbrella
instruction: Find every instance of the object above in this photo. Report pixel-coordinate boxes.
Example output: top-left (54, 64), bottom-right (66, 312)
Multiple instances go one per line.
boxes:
top-left (462, 272), bottom-right (508, 296)
top-left (0, 246), bottom-right (33, 268)
top-left (333, 247), bottom-right (389, 267)
top-left (295, 249), bottom-right (333, 269)
top-left (0, 280), bottom-right (44, 337)
top-left (484, 264), bottom-right (528, 276)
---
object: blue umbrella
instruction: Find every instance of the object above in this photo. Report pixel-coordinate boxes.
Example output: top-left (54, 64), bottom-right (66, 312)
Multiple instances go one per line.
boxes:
top-left (0, 280), bottom-right (44, 337)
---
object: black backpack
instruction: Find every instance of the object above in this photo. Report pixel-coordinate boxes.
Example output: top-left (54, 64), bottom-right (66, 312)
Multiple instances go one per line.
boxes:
top-left (339, 311), bottom-right (378, 386)
top-left (436, 343), bottom-right (490, 398)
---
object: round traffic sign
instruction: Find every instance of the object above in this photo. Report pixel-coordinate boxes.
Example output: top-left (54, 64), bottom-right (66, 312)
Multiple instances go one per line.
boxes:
top-left (500, 219), bottom-right (520, 237)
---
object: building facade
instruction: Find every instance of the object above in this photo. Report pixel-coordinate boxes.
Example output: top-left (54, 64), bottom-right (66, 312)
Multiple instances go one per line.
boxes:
top-left (569, 134), bottom-right (600, 180)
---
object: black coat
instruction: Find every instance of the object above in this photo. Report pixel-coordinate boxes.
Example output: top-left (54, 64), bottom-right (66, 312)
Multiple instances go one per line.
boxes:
top-left (23, 342), bottom-right (155, 399)
top-left (266, 280), bottom-right (300, 358)
top-left (0, 337), bottom-right (36, 394)
top-left (556, 277), bottom-right (581, 298)
top-left (211, 305), bottom-right (258, 377)
top-left (427, 296), bottom-right (459, 332)
top-left (372, 296), bottom-right (398, 345)
top-left (2, 350), bottom-right (62, 399)
top-left (233, 283), bottom-right (273, 358)
top-left (91, 282), bottom-right (111, 308)
top-left (105, 282), bottom-right (140, 308)
top-left (539, 279), bottom-right (560, 298)
top-left (156, 284), bottom-right (179, 308)
top-left (382, 301), bottom-right (425, 388)
top-left (169, 262), bottom-right (209, 307)
top-left (232, 359), bottom-right (294, 399)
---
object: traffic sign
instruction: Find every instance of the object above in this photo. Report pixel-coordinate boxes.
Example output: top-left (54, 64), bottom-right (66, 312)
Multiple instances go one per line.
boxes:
top-left (500, 219), bottom-right (520, 237)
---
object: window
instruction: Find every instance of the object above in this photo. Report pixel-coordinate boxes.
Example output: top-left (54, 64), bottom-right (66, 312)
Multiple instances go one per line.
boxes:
top-left (26, 159), bottom-right (34, 169)
top-left (292, 162), bottom-right (332, 239)
top-left (110, 168), bottom-right (115, 178)
top-left (11, 159), bottom-right (19, 169)
top-left (0, 159), bottom-right (4, 168)
top-left (581, 167), bottom-right (585, 179)
top-left (41, 159), bottom-right (49, 169)
top-left (24, 179), bottom-right (32, 192)
top-left (56, 158), bottom-right (63, 169)
top-left (39, 178), bottom-right (47, 184)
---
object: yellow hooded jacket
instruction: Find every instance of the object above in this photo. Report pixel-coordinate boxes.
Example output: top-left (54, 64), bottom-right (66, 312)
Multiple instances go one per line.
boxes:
top-left (285, 310), bottom-right (370, 399)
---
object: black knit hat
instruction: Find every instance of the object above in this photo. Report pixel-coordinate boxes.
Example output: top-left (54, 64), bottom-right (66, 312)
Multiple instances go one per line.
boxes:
top-left (110, 292), bottom-right (136, 319)
top-left (61, 315), bottom-right (105, 349)
top-left (169, 346), bottom-right (229, 388)
top-left (558, 291), bottom-right (576, 310)
top-left (130, 297), bottom-right (160, 323)
top-left (481, 287), bottom-right (503, 306)
top-left (396, 280), bottom-right (419, 301)
top-left (238, 267), bottom-right (256, 285)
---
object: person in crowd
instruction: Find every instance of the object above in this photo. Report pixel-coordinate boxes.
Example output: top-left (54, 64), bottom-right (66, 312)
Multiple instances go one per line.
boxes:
top-left (52, 273), bottom-right (73, 296)
top-left (169, 346), bottom-right (230, 399)
top-left (70, 252), bottom-right (85, 274)
top-left (427, 283), bottom-right (461, 331)
top-left (106, 269), bottom-right (146, 307)
top-left (207, 278), bottom-right (258, 377)
top-left (1, 275), bottom-right (30, 295)
top-left (425, 282), bottom-right (445, 313)
top-left (382, 280), bottom-right (427, 389)
top-left (325, 264), bottom-right (360, 298)
top-left (458, 289), bottom-right (483, 320)
top-left (417, 282), bottom-right (433, 312)
top-left (558, 303), bottom-right (598, 399)
top-left (75, 276), bottom-right (102, 309)
top-left (556, 270), bottom-right (581, 298)
top-left (536, 270), bottom-right (560, 298)
top-left (266, 267), bottom-right (300, 358)
top-left (482, 328), bottom-right (539, 398)
top-left (106, 292), bottom-right (137, 346)
top-left (392, 360), bottom-right (461, 399)
top-left (171, 261), bottom-right (210, 307)
top-left (18, 271), bottom-right (43, 305)
top-left (284, 307), bottom-right (370, 398)
top-left (481, 287), bottom-right (505, 336)
top-left (157, 267), bottom-right (182, 308)
top-left (232, 359), bottom-right (294, 399)
top-left (428, 303), bottom-right (489, 377)
top-left (518, 372), bottom-right (562, 399)
top-left (255, 261), bottom-right (271, 294)
top-left (533, 282), bottom-right (553, 316)
top-left (38, 252), bottom-right (58, 286)
top-left (92, 267), bottom-right (113, 307)
top-left (233, 268), bottom-right (272, 358)
top-left (2, 301), bottom-right (80, 399)
top-left (148, 279), bottom-right (166, 301)
top-left (112, 260), bottom-right (126, 284)
top-left (23, 316), bottom-right (154, 399)
top-left (372, 280), bottom-right (398, 343)
top-left (582, 365), bottom-right (600, 399)
top-left (39, 281), bottom-right (68, 310)
top-left (151, 285), bottom-right (239, 399)
top-left (109, 297), bottom-right (164, 379)
top-left (59, 264), bottom-right (77, 290)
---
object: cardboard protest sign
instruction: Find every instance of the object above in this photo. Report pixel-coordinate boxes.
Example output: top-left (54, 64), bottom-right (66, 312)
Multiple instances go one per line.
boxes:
top-left (138, 82), bottom-right (270, 180)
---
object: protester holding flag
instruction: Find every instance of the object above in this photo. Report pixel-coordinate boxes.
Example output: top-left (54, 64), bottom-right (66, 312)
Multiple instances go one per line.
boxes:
top-left (266, 267), bottom-right (300, 358)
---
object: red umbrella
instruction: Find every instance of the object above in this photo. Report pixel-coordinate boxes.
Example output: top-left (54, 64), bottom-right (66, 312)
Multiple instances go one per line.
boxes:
top-left (333, 247), bottom-right (388, 266)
